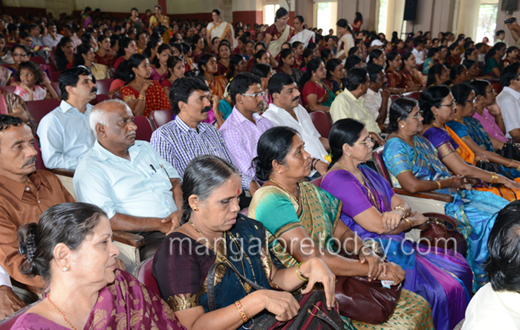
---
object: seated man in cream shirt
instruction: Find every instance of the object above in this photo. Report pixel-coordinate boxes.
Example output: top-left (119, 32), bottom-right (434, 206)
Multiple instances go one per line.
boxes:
top-left (330, 67), bottom-right (385, 146)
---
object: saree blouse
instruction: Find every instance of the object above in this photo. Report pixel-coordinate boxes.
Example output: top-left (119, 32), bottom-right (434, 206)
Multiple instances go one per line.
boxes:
top-left (472, 108), bottom-right (508, 143)
top-left (121, 80), bottom-right (171, 118)
top-left (301, 80), bottom-right (335, 110)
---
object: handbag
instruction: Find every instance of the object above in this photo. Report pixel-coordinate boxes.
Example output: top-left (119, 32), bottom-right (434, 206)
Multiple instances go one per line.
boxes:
top-left (497, 139), bottom-right (520, 161)
top-left (419, 212), bottom-right (467, 256)
top-left (476, 160), bottom-right (515, 181)
top-left (206, 261), bottom-right (343, 330)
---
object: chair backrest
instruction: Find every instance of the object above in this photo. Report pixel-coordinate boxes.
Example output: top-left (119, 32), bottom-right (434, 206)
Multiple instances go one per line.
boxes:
top-left (389, 94), bottom-right (400, 103)
top-left (33, 139), bottom-right (47, 170)
top-left (1, 85), bottom-right (17, 93)
top-left (311, 176), bottom-right (323, 187)
top-left (372, 146), bottom-right (391, 183)
top-left (26, 99), bottom-right (61, 124)
top-left (134, 116), bottom-right (155, 142)
top-left (150, 109), bottom-right (174, 129)
top-left (30, 56), bottom-right (47, 65)
top-left (49, 70), bottom-right (61, 82)
top-left (0, 302), bottom-right (38, 329)
top-left (95, 79), bottom-right (114, 95)
top-left (91, 94), bottom-right (111, 105)
top-left (135, 257), bottom-right (160, 295)
top-left (402, 91), bottom-right (421, 101)
top-left (50, 82), bottom-right (61, 98)
top-left (309, 111), bottom-right (332, 138)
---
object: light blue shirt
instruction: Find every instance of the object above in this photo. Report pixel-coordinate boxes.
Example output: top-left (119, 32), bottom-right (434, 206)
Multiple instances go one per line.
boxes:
top-left (73, 140), bottom-right (180, 219)
top-left (37, 100), bottom-right (95, 170)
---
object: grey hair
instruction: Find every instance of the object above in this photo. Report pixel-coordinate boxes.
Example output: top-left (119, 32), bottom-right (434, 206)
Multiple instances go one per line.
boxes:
top-left (89, 99), bottom-right (132, 133)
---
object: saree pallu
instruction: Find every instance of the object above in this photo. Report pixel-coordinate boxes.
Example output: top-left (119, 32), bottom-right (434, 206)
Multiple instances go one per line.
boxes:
top-left (266, 24), bottom-right (295, 58)
top-left (321, 166), bottom-right (471, 330)
top-left (386, 70), bottom-right (403, 88)
top-left (208, 75), bottom-right (228, 100)
top-left (94, 52), bottom-right (115, 68)
top-left (383, 135), bottom-right (510, 291)
top-left (301, 80), bottom-right (335, 110)
top-left (248, 182), bottom-right (434, 330)
top-left (121, 80), bottom-right (171, 118)
top-left (400, 69), bottom-right (425, 88)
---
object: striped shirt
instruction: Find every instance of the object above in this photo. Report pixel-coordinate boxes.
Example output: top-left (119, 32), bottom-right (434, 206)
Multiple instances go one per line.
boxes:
top-left (151, 116), bottom-right (253, 189)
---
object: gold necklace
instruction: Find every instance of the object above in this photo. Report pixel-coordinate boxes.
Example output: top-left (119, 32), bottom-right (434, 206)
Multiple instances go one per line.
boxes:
top-left (432, 122), bottom-right (447, 131)
top-left (189, 220), bottom-right (222, 252)
top-left (269, 179), bottom-right (299, 202)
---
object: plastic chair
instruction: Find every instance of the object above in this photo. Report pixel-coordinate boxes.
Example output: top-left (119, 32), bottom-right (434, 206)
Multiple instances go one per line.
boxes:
top-left (95, 79), bottom-right (114, 95)
top-left (134, 116), bottom-right (155, 142)
top-left (26, 99), bottom-right (61, 124)
top-left (309, 111), bottom-right (332, 138)
top-left (0, 86), bottom-right (16, 93)
top-left (150, 109), bottom-right (174, 129)
top-left (50, 82), bottom-right (61, 98)
top-left (402, 91), bottom-right (421, 101)
top-left (134, 257), bottom-right (160, 296)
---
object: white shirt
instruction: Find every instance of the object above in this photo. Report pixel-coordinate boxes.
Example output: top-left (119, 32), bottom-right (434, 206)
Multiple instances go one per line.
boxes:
top-left (462, 283), bottom-right (520, 329)
top-left (362, 88), bottom-right (391, 125)
top-left (290, 29), bottom-right (316, 49)
top-left (74, 140), bottom-right (180, 219)
top-left (496, 86), bottom-right (520, 138)
top-left (42, 33), bottom-right (63, 48)
top-left (0, 265), bottom-right (11, 288)
top-left (37, 100), bottom-right (95, 170)
top-left (263, 103), bottom-right (328, 162)
top-left (411, 48), bottom-right (424, 65)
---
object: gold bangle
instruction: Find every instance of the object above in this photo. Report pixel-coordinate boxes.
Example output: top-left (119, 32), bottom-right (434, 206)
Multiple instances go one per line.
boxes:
top-left (393, 206), bottom-right (407, 217)
top-left (509, 159), bottom-right (515, 167)
top-left (296, 262), bottom-right (309, 282)
top-left (403, 217), bottom-right (413, 229)
top-left (491, 173), bottom-right (499, 184)
top-left (138, 94), bottom-right (145, 101)
top-left (435, 180), bottom-right (441, 190)
top-left (235, 300), bottom-right (248, 323)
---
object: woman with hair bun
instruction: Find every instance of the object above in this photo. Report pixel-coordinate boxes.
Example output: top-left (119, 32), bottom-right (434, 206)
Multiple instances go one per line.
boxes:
top-left (12, 202), bottom-right (186, 330)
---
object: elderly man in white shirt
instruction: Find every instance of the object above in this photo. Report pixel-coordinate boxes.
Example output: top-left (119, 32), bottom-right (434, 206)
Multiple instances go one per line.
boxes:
top-left (496, 62), bottom-right (520, 141)
top-left (290, 15), bottom-right (315, 49)
top-left (37, 67), bottom-right (97, 170)
top-left (74, 99), bottom-right (182, 260)
top-left (263, 72), bottom-right (329, 176)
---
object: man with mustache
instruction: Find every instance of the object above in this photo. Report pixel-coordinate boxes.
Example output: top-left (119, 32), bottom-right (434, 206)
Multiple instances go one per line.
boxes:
top-left (73, 99), bottom-right (182, 260)
top-left (151, 77), bottom-right (259, 206)
top-left (37, 67), bottom-right (97, 170)
top-left (0, 115), bottom-right (76, 318)
top-left (220, 73), bottom-right (272, 189)
top-left (363, 64), bottom-right (391, 132)
top-left (262, 72), bottom-right (330, 176)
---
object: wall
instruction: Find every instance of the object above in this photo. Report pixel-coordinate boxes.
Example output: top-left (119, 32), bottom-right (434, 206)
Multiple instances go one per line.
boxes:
top-left (496, 0), bottom-right (520, 46)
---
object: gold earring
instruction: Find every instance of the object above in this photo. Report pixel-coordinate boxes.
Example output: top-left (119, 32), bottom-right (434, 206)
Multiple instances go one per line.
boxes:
top-left (193, 206), bottom-right (198, 211)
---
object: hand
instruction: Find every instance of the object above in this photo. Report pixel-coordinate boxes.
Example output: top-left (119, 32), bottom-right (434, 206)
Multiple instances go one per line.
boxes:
top-left (299, 258), bottom-right (336, 309)
top-left (315, 160), bottom-right (329, 176)
top-left (447, 176), bottom-right (464, 188)
top-left (406, 211), bottom-right (428, 226)
top-left (160, 210), bottom-right (182, 235)
top-left (260, 290), bottom-right (300, 322)
top-left (487, 103), bottom-right (502, 116)
top-left (140, 79), bottom-right (154, 94)
top-left (372, 133), bottom-right (385, 146)
top-left (19, 83), bottom-right (32, 94)
top-left (115, 258), bottom-right (126, 271)
top-left (474, 153), bottom-right (489, 164)
top-left (0, 285), bottom-right (26, 320)
top-left (42, 74), bottom-right (52, 87)
top-left (381, 88), bottom-right (391, 101)
top-left (381, 211), bottom-right (403, 231)
top-left (108, 49), bottom-right (117, 57)
top-left (209, 94), bottom-right (220, 110)
top-left (503, 178), bottom-right (520, 190)
top-left (358, 246), bottom-right (385, 281)
top-left (376, 262), bottom-right (405, 284)
top-left (249, 180), bottom-right (260, 196)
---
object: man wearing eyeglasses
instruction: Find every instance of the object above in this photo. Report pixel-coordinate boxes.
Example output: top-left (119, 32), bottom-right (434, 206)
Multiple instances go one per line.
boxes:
top-left (220, 73), bottom-right (270, 195)
top-left (496, 62), bottom-right (520, 142)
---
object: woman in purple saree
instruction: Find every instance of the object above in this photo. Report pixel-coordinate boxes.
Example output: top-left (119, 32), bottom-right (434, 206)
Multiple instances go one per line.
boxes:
top-left (320, 119), bottom-right (473, 330)
top-left (11, 202), bottom-right (185, 330)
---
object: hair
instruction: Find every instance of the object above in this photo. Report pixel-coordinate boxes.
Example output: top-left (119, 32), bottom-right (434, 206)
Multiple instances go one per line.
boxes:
top-left (484, 200), bottom-right (520, 291)
top-left (121, 53), bottom-right (147, 83)
top-left (462, 59), bottom-right (476, 71)
top-left (0, 114), bottom-right (24, 148)
top-left (152, 43), bottom-right (172, 68)
top-left (470, 79), bottom-right (492, 97)
top-left (426, 47), bottom-right (440, 59)
top-left (328, 119), bottom-right (365, 168)
top-left (181, 155), bottom-right (240, 223)
top-left (155, 4), bottom-right (162, 11)
top-left (355, 12), bottom-right (363, 22)
top-left (89, 99), bottom-right (132, 131)
top-left (267, 72), bottom-right (295, 97)
top-left (279, 48), bottom-right (294, 68)
top-left (450, 64), bottom-right (466, 81)
top-left (388, 97), bottom-right (418, 133)
top-left (275, 7), bottom-right (289, 21)
top-left (181, 42), bottom-right (191, 55)
top-left (500, 62), bottom-right (520, 87)
top-left (227, 54), bottom-right (245, 78)
top-left (326, 58), bottom-right (343, 80)
top-left (169, 77), bottom-right (209, 115)
top-left (337, 18), bottom-right (353, 35)
top-left (294, 15), bottom-right (304, 23)
top-left (254, 49), bottom-right (268, 64)
top-left (229, 72), bottom-right (261, 104)
top-left (345, 55), bottom-right (363, 72)
top-left (11, 44), bottom-right (29, 57)
top-left (496, 29), bottom-right (505, 37)
top-left (18, 203), bottom-right (105, 281)
top-left (117, 37), bottom-right (134, 58)
top-left (166, 55), bottom-right (184, 79)
top-left (426, 63), bottom-right (446, 87)
top-left (59, 67), bottom-right (92, 101)
top-left (486, 42), bottom-right (506, 61)
top-left (366, 63), bottom-right (384, 83)
top-left (212, 9), bottom-right (221, 15)
top-left (464, 47), bottom-right (476, 60)
top-left (110, 34), bottom-right (120, 48)
top-left (293, 41), bottom-right (303, 51)
top-left (250, 63), bottom-right (271, 79)
top-left (97, 34), bottom-right (109, 45)
top-left (386, 51), bottom-right (400, 69)
top-left (198, 53), bottom-right (216, 75)
top-left (253, 126), bottom-right (299, 181)
top-left (54, 37), bottom-right (72, 61)
top-left (347, 47), bottom-right (360, 57)
top-left (418, 85), bottom-right (451, 124)
top-left (15, 61), bottom-right (44, 85)
top-left (507, 46), bottom-right (519, 57)
top-left (72, 43), bottom-right (93, 67)
top-left (451, 83), bottom-right (474, 110)
top-left (345, 67), bottom-right (368, 91)
top-left (299, 57), bottom-right (323, 89)
top-left (367, 49), bottom-right (384, 65)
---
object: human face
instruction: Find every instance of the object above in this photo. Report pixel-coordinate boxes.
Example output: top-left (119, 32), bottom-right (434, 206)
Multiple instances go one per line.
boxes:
top-left (467, 50), bottom-right (477, 61)
top-left (238, 83), bottom-right (265, 113)
top-left (48, 25), bottom-right (57, 36)
top-left (284, 53), bottom-right (295, 66)
top-left (440, 47), bottom-right (448, 59)
top-left (212, 12), bottom-right (220, 23)
top-left (125, 40), bottom-right (137, 57)
top-left (497, 46), bottom-right (507, 58)
top-left (390, 54), bottom-right (402, 69)
top-left (12, 47), bottom-right (28, 65)
top-left (20, 36), bottom-right (32, 48)
top-left (404, 54), bottom-right (416, 69)
top-left (468, 62), bottom-right (479, 78)
top-left (349, 128), bottom-right (374, 163)
top-left (82, 47), bottom-right (95, 65)
top-left (179, 89), bottom-right (212, 123)
top-left (245, 42), bottom-right (254, 54)
top-left (138, 33), bottom-right (148, 47)
top-left (438, 65), bottom-right (449, 83)
top-left (432, 93), bottom-right (455, 124)
top-left (212, 37), bottom-right (220, 48)
top-left (294, 17), bottom-right (303, 31)
top-left (327, 37), bottom-right (335, 49)
top-left (401, 106), bottom-right (424, 135)
top-left (278, 134), bottom-right (312, 180)
top-left (0, 124), bottom-right (37, 179)
top-left (337, 25), bottom-right (347, 36)
top-left (68, 216), bottom-right (119, 288)
top-left (481, 84), bottom-right (496, 106)
top-left (372, 71), bottom-right (388, 90)
top-left (62, 27), bottom-right (72, 38)
top-left (259, 52), bottom-right (269, 64)
top-left (154, 6), bottom-right (162, 16)
top-left (196, 37), bottom-right (204, 50)
top-left (102, 105), bottom-right (137, 148)
top-left (277, 14), bottom-right (289, 27)
top-left (204, 56), bottom-right (218, 74)
top-left (0, 38), bottom-right (5, 52)
top-left (68, 74), bottom-right (97, 102)
top-left (193, 174), bottom-right (242, 232)
top-left (237, 58), bottom-right (247, 73)
top-left (131, 9), bottom-right (138, 18)
top-left (456, 90), bottom-right (477, 117)
top-left (19, 68), bottom-right (36, 87)
top-left (158, 49), bottom-right (172, 66)
top-left (133, 59), bottom-right (152, 79)
top-left (313, 61), bottom-right (327, 80)
top-left (100, 38), bottom-right (111, 52)
top-left (170, 60), bottom-right (185, 79)
top-left (331, 63), bottom-right (345, 81)
top-left (510, 48), bottom-right (519, 59)
top-left (456, 67), bottom-right (468, 82)
top-left (218, 45), bottom-right (230, 59)
top-left (171, 47), bottom-right (180, 57)
top-left (275, 82), bottom-right (301, 110)
top-left (374, 53), bottom-right (386, 66)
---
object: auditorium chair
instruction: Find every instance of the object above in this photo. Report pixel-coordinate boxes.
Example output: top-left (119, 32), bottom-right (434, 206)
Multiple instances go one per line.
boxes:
top-left (0, 86), bottom-right (16, 93)
top-left (372, 146), bottom-right (453, 214)
top-left (134, 257), bottom-right (160, 296)
top-left (91, 94), bottom-right (110, 105)
top-left (390, 94), bottom-right (401, 103)
top-left (150, 109), bottom-right (174, 129)
top-left (134, 116), bottom-right (155, 142)
top-left (402, 91), bottom-right (421, 100)
top-left (0, 302), bottom-right (38, 328)
top-left (26, 99), bottom-right (61, 124)
top-left (309, 111), bottom-right (332, 138)
top-left (50, 82), bottom-right (61, 98)
top-left (29, 56), bottom-right (47, 65)
top-left (95, 78), bottom-right (114, 95)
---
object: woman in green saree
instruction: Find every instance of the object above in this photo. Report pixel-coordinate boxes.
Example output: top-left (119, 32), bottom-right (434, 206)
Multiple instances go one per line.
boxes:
top-left (248, 126), bottom-right (434, 330)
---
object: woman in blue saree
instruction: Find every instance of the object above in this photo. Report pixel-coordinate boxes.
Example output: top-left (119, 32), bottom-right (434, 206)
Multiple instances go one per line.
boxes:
top-left (446, 83), bottom-right (520, 178)
top-left (322, 118), bottom-right (472, 330)
top-left (153, 155), bottom-right (337, 330)
top-left (382, 97), bottom-right (510, 293)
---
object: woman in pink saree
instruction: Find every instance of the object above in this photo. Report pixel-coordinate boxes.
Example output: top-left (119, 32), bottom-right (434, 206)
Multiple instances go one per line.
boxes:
top-left (11, 203), bottom-right (185, 330)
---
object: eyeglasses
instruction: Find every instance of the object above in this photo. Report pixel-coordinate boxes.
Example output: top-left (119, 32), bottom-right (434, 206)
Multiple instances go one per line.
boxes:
top-left (13, 53), bottom-right (27, 57)
top-left (355, 136), bottom-right (373, 145)
top-left (409, 110), bottom-right (423, 119)
top-left (242, 91), bottom-right (266, 98)
top-left (440, 102), bottom-right (455, 108)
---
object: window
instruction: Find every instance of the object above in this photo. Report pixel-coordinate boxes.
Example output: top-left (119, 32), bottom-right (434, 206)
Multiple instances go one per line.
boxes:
top-left (476, 4), bottom-right (498, 44)
top-left (378, 0), bottom-right (389, 36)
top-left (315, 2), bottom-right (338, 34)
top-left (264, 4), bottom-right (280, 25)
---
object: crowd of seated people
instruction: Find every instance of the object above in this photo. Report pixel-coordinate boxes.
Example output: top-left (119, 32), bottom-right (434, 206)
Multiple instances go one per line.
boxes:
top-left (2, 5), bottom-right (520, 330)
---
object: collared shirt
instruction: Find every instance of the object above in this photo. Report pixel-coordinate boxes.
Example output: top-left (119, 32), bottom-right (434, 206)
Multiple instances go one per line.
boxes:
top-left (462, 283), bottom-right (520, 329)
top-left (362, 88), bottom-right (391, 125)
top-left (37, 100), bottom-right (95, 170)
top-left (411, 48), bottom-right (424, 65)
top-left (496, 86), bottom-right (520, 138)
top-left (31, 35), bottom-right (44, 47)
top-left (42, 33), bottom-right (63, 48)
top-left (330, 88), bottom-right (381, 134)
top-left (74, 140), bottom-right (180, 219)
top-left (150, 116), bottom-right (252, 188)
top-left (220, 107), bottom-right (273, 181)
top-left (0, 265), bottom-right (11, 288)
top-left (263, 103), bottom-right (328, 162)
top-left (0, 170), bottom-right (75, 287)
